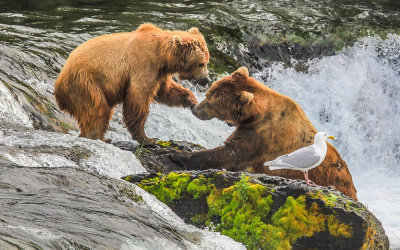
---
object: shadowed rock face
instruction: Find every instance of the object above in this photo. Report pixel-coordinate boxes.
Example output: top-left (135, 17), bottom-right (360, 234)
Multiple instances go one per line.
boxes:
top-left (124, 169), bottom-right (389, 250)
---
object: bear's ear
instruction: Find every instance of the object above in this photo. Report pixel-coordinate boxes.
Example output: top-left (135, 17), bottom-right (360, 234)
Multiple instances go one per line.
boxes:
top-left (239, 91), bottom-right (254, 105)
top-left (137, 23), bottom-right (159, 32)
top-left (173, 35), bottom-right (199, 52)
top-left (232, 67), bottom-right (249, 79)
top-left (188, 27), bottom-right (201, 35)
top-left (173, 35), bottom-right (182, 47)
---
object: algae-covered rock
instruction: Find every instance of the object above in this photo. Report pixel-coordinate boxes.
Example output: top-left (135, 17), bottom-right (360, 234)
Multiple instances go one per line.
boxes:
top-left (124, 170), bottom-right (389, 250)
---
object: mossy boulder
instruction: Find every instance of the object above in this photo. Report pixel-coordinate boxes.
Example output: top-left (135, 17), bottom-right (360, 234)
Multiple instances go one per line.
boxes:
top-left (124, 170), bottom-right (389, 250)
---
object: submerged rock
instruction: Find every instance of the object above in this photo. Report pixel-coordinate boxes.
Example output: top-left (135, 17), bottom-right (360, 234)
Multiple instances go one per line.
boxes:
top-left (124, 170), bottom-right (389, 250)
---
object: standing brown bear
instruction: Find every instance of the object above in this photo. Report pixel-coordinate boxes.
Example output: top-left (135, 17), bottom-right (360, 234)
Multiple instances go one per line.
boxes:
top-left (171, 67), bottom-right (357, 200)
top-left (55, 23), bottom-right (210, 145)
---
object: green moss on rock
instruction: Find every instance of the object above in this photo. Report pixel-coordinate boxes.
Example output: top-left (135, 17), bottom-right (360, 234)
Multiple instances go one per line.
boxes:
top-left (269, 195), bottom-right (353, 248)
top-left (308, 190), bottom-right (343, 208)
top-left (137, 172), bottom-right (357, 249)
top-left (138, 172), bottom-right (190, 203)
top-left (156, 140), bottom-right (173, 148)
top-left (187, 175), bottom-right (210, 199)
top-left (328, 215), bottom-right (353, 238)
top-left (206, 175), bottom-right (274, 249)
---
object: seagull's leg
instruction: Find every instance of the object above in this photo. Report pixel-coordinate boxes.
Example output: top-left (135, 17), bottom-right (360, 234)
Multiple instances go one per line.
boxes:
top-left (305, 171), bottom-right (315, 185)
top-left (303, 171), bottom-right (310, 185)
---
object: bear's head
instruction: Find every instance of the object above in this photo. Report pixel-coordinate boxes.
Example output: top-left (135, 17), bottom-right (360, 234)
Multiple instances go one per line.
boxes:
top-left (192, 67), bottom-right (264, 126)
top-left (172, 28), bottom-right (211, 86)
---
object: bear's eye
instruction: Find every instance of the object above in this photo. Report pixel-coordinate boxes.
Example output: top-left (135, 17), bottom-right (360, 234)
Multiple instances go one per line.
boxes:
top-left (199, 63), bottom-right (204, 67)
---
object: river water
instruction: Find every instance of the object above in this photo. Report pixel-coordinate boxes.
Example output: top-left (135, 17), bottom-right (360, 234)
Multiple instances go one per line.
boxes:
top-left (0, 0), bottom-right (399, 248)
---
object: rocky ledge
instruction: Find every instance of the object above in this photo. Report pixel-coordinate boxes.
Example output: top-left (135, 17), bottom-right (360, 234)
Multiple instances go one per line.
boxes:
top-left (123, 169), bottom-right (388, 250)
top-left (116, 140), bottom-right (389, 249)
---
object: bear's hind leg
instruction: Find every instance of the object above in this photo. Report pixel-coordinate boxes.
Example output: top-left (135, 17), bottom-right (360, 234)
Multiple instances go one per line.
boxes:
top-left (75, 79), bottom-right (113, 141)
top-left (78, 105), bottom-right (112, 141)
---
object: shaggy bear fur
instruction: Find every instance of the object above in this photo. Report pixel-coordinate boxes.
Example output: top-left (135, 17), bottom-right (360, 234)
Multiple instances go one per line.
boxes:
top-left (171, 67), bottom-right (357, 200)
top-left (55, 23), bottom-right (210, 144)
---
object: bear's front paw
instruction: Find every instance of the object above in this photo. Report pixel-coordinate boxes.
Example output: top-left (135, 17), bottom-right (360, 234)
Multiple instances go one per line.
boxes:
top-left (184, 92), bottom-right (198, 109)
top-left (169, 152), bottom-right (192, 170)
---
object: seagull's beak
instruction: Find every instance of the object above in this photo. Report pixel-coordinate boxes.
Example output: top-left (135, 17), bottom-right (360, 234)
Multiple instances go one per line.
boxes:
top-left (328, 136), bottom-right (335, 139)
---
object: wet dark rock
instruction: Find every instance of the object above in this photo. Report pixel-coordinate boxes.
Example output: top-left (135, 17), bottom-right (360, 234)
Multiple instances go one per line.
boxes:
top-left (125, 169), bottom-right (389, 250)
top-left (112, 140), bottom-right (204, 173)
top-left (208, 33), bottom-right (337, 73)
top-left (250, 40), bottom-right (335, 67)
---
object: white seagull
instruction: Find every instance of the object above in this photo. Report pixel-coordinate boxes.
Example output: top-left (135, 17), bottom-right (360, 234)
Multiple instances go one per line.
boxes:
top-left (264, 132), bottom-right (335, 185)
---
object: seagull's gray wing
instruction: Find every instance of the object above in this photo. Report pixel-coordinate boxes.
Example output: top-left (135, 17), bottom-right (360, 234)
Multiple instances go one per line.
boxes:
top-left (276, 146), bottom-right (321, 169)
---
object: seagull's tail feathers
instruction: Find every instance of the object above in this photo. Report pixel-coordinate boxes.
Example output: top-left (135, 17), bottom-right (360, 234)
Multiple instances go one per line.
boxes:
top-left (264, 154), bottom-right (290, 167)
top-left (268, 165), bottom-right (290, 171)
top-left (263, 160), bottom-right (277, 167)
top-left (264, 160), bottom-right (293, 171)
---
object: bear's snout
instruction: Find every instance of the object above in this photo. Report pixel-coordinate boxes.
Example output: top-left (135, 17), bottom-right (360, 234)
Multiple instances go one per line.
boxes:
top-left (193, 75), bottom-right (211, 86)
top-left (192, 102), bottom-right (213, 120)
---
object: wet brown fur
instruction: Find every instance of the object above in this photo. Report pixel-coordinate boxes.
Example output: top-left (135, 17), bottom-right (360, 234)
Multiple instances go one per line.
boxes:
top-left (172, 67), bottom-right (357, 200)
top-left (55, 24), bottom-right (210, 144)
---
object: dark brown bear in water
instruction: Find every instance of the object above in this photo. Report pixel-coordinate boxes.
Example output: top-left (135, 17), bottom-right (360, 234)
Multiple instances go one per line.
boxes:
top-left (171, 67), bottom-right (357, 200)
top-left (55, 23), bottom-right (210, 145)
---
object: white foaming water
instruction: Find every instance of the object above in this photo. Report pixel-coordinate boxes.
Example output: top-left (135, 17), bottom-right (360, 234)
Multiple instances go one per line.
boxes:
top-left (3, 225), bottom-right (62, 241)
top-left (0, 81), bottom-right (32, 128)
top-left (146, 98), bottom-right (234, 149)
top-left (253, 34), bottom-right (400, 248)
top-left (106, 91), bottom-right (234, 149)
top-left (0, 127), bottom-right (146, 179)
